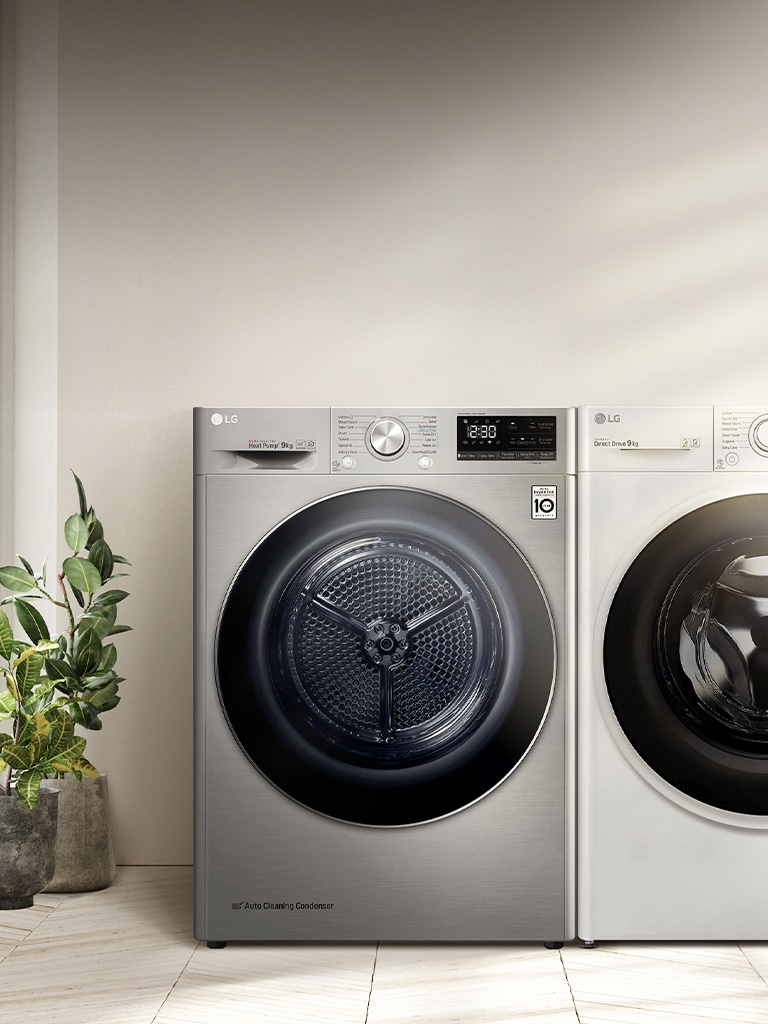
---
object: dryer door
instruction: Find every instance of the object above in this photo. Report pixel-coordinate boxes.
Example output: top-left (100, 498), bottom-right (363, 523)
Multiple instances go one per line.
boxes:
top-left (604, 493), bottom-right (768, 815)
top-left (216, 487), bottom-right (555, 826)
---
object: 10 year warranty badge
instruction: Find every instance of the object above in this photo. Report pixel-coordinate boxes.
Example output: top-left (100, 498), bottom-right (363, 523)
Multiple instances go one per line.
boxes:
top-left (531, 485), bottom-right (557, 519)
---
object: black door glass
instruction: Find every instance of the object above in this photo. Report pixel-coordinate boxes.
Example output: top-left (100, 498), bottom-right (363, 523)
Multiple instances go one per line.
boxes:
top-left (658, 541), bottom-right (768, 750)
top-left (271, 534), bottom-right (503, 769)
top-left (604, 494), bottom-right (768, 815)
top-left (216, 488), bottom-right (555, 826)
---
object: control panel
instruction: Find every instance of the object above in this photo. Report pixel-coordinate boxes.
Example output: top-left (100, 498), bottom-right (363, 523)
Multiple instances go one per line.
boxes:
top-left (578, 407), bottom-right (768, 473)
top-left (194, 407), bottom-right (571, 475)
top-left (716, 408), bottom-right (768, 470)
top-left (332, 408), bottom-right (567, 474)
top-left (334, 411), bottom-right (438, 470)
top-left (457, 415), bottom-right (556, 460)
top-left (578, 406), bottom-right (714, 472)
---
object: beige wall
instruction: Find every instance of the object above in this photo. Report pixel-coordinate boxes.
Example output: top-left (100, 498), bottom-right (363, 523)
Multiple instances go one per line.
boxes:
top-left (51, 0), bottom-right (768, 863)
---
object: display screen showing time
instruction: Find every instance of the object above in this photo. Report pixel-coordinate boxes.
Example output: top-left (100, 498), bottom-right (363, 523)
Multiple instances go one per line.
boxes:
top-left (466, 423), bottom-right (498, 441)
top-left (457, 415), bottom-right (557, 460)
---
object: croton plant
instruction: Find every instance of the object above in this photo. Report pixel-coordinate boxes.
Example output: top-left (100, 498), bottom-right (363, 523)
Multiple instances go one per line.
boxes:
top-left (0, 473), bottom-right (130, 807)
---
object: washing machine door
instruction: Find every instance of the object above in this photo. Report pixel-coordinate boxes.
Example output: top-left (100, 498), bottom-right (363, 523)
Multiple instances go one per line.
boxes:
top-left (216, 487), bottom-right (555, 826)
top-left (604, 493), bottom-right (768, 815)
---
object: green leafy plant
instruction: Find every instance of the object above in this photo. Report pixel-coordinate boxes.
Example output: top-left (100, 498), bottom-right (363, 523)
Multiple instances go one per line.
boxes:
top-left (0, 473), bottom-right (130, 807)
top-left (0, 620), bottom-right (98, 807)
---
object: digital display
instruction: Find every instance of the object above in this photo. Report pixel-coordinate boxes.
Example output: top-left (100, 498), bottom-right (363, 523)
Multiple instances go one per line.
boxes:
top-left (466, 423), bottom-right (498, 441)
top-left (457, 415), bottom-right (557, 460)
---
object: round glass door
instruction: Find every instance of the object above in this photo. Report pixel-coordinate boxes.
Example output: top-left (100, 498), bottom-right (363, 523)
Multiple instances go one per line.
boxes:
top-left (604, 493), bottom-right (768, 815)
top-left (216, 488), bottom-right (555, 826)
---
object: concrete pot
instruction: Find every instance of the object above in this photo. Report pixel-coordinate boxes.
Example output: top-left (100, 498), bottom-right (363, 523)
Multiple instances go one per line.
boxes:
top-left (45, 775), bottom-right (116, 893)
top-left (0, 787), bottom-right (59, 910)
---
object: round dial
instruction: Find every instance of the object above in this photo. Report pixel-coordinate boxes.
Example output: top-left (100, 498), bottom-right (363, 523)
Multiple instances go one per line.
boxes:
top-left (749, 415), bottom-right (768, 456)
top-left (368, 418), bottom-right (407, 457)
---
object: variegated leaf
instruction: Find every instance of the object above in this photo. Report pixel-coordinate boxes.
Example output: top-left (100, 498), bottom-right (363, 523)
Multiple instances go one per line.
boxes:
top-left (0, 608), bottom-right (13, 660)
top-left (15, 768), bottom-right (43, 808)
top-left (13, 651), bottom-right (43, 698)
top-left (70, 755), bottom-right (99, 779)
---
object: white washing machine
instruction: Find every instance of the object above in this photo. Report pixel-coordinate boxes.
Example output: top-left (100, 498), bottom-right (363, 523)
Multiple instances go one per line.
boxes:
top-left (578, 405), bottom-right (768, 943)
top-left (194, 407), bottom-right (575, 946)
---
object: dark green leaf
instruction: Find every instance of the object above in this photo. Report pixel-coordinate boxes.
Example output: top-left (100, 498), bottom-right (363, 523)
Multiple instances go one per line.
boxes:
top-left (72, 470), bottom-right (88, 520)
top-left (80, 603), bottom-right (117, 640)
top-left (14, 599), bottom-right (50, 643)
top-left (88, 538), bottom-right (114, 582)
top-left (44, 657), bottom-right (77, 686)
top-left (86, 517), bottom-right (104, 550)
top-left (80, 670), bottom-right (120, 691)
top-left (98, 644), bottom-right (117, 672)
top-left (0, 565), bottom-right (36, 593)
top-left (17, 555), bottom-right (35, 577)
top-left (88, 679), bottom-right (119, 710)
top-left (67, 702), bottom-right (89, 728)
top-left (73, 626), bottom-right (102, 677)
top-left (108, 624), bottom-right (132, 636)
top-left (94, 590), bottom-right (129, 607)
top-left (112, 555), bottom-right (131, 566)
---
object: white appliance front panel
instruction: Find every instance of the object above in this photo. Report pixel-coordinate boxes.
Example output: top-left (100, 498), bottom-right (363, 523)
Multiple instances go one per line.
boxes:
top-left (578, 440), bottom-right (768, 941)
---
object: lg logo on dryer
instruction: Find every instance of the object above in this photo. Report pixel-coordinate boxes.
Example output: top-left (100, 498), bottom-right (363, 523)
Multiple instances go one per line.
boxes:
top-left (211, 413), bottom-right (238, 425)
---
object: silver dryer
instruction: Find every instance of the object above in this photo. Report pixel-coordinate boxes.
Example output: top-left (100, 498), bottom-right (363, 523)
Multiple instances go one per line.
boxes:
top-left (194, 407), bottom-right (574, 946)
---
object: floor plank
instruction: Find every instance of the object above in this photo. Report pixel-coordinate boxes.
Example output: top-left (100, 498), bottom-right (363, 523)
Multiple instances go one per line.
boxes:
top-left (561, 944), bottom-right (768, 1024)
top-left (154, 943), bottom-right (377, 1024)
top-left (0, 867), bottom-right (196, 1024)
top-left (365, 944), bottom-right (579, 1024)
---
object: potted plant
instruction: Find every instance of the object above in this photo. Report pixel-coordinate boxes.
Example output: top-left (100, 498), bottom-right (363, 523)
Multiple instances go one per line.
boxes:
top-left (0, 472), bottom-right (130, 894)
top-left (0, 615), bottom-right (98, 908)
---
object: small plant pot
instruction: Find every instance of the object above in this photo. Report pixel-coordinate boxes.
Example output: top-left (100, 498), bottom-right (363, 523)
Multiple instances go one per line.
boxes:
top-left (0, 787), bottom-right (59, 910)
top-left (44, 774), bottom-right (116, 893)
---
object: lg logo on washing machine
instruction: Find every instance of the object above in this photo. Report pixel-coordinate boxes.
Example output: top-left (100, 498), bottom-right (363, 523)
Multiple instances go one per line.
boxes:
top-left (594, 412), bottom-right (621, 424)
top-left (211, 413), bottom-right (238, 425)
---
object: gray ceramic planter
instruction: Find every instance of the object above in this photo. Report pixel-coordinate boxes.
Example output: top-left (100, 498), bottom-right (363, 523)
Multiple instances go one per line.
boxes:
top-left (0, 787), bottom-right (59, 909)
top-left (45, 775), bottom-right (116, 893)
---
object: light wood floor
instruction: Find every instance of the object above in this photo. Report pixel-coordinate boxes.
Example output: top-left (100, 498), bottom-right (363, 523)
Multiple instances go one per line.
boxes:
top-left (2, 866), bottom-right (768, 1023)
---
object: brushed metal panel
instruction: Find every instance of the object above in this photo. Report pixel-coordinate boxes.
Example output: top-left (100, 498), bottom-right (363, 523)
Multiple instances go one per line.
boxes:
top-left (194, 423), bottom-right (574, 942)
top-left (201, 686), bottom-right (567, 941)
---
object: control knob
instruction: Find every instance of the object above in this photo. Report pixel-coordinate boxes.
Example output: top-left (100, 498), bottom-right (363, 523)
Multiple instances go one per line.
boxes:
top-left (748, 415), bottom-right (768, 457)
top-left (368, 418), bottom-right (407, 457)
